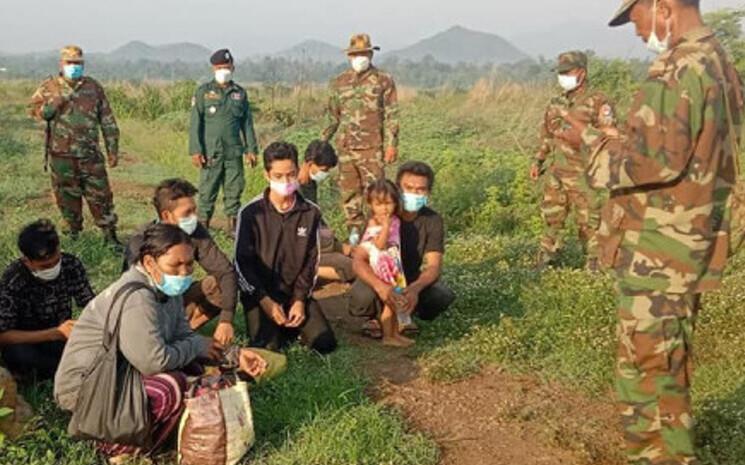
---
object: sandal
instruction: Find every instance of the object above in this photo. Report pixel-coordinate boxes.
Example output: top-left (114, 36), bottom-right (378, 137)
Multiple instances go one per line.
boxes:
top-left (361, 319), bottom-right (383, 339)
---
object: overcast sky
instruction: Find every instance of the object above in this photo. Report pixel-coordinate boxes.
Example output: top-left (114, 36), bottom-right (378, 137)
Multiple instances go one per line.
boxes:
top-left (1, 0), bottom-right (743, 55)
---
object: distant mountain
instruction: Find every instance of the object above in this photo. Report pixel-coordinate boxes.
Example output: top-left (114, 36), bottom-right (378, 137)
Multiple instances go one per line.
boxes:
top-left (383, 25), bottom-right (530, 65)
top-left (107, 41), bottom-right (211, 63)
top-left (273, 39), bottom-right (345, 63)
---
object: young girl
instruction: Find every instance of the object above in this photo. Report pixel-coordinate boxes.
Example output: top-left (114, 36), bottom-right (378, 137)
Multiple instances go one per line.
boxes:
top-left (360, 179), bottom-right (414, 348)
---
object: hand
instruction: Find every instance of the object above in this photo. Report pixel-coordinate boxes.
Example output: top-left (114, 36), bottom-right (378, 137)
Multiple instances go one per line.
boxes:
top-left (244, 153), bottom-right (258, 168)
top-left (376, 284), bottom-right (397, 308)
top-left (48, 95), bottom-right (66, 112)
top-left (384, 146), bottom-right (398, 164)
top-left (213, 321), bottom-right (235, 346)
top-left (260, 297), bottom-right (287, 326)
top-left (57, 319), bottom-right (76, 340)
top-left (402, 287), bottom-right (420, 314)
top-left (601, 126), bottom-right (621, 138)
top-left (238, 349), bottom-right (268, 378)
top-left (285, 300), bottom-right (306, 328)
top-left (206, 340), bottom-right (224, 361)
top-left (529, 163), bottom-right (541, 181)
top-left (342, 243), bottom-right (354, 256)
top-left (107, 153), bottom-right (118, 168)
top-left (191, 153), bottom-right (207, 168)
top-left (553, 110), bottom-right (585, 150)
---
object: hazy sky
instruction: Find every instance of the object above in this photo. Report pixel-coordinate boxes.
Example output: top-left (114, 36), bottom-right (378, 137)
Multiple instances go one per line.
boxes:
top-left (0, 0), bottom-right (743, 55)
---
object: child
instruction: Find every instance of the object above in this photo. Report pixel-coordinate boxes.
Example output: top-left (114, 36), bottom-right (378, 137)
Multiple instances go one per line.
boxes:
top-left (359, 179), bottom-right (414, 348)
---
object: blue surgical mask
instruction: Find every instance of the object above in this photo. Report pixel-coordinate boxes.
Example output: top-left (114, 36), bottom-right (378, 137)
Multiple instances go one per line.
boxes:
top-left (310, 169), bottom-right (330, 183)
top-left (402, 193), bottom-right (429, 213)
top-left (156, 271), bottom-right (193, 297)
top-left (63, 64), bottom-right (84, 80)
top-left (178, 214), bottom-right (199, 235)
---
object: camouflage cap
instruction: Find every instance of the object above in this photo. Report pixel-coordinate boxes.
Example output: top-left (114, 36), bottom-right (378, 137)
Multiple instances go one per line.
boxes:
top-left (609, 0), bottom-right (639, 27)
top-left (553, 51), bottom-right (587, 73)
top-left (60, 45), bottom-right (84, 63)
top-left (345, 33), bottom-right (381, 55)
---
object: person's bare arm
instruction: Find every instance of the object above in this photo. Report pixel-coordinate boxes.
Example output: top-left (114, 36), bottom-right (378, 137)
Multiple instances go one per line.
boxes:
top-left (0, 323), bottom-right (70, 346)
top-left (372, 218), bottom-right (390, 251)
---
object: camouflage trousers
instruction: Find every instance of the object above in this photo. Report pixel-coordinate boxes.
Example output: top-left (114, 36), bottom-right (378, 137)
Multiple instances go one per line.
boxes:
top-left (198, 152), bottom-right (245, 221)
top-left (539, 166), bottom-right (602, 263)
top-left (49, 154), bottom-right (117, 233)
top-left (337, 148), bottom-right (384, 231)
top-left (616, 289), bottom-right (699, 465)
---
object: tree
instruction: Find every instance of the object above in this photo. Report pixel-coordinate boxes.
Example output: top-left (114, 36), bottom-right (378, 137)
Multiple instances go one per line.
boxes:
top-left (705, 8), bottom-right (745, 75)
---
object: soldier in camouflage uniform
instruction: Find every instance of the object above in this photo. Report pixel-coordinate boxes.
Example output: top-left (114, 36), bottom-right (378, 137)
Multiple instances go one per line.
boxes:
top-left (557, 1), bottom-right (743, 463)
top-left (29, 46), bottom-right (121, 247)
top-left (321, 33), bottom-right (399, 237)
top-left (189, 48), bottom-right (259, 237)
top-left (531, 51), bottom-right (618, 269)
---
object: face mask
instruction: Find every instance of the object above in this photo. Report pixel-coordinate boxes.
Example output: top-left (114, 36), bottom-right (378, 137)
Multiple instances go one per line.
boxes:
top-left (155, 269), bottom-right (193, 297)
top-left (557, 74), bottom-right (579, 92)
top-left (310, 169), bottom-right (330, 183)
top-left (32, 259), bottom-right (62, 281)
top-left (63, 64), bottom-right (84, 80)
top-left (646, 0), bottom-right (671, 54)
top-left (178, 214), bottom-right (198, 235)
top-left (270, 180), bottom-right (299, 197)
top-left (401, 193), bottom-right (429, 213)
top-left (215, 69), bottom-right (233, 84)
top-left (351, 56), bottom-right (371, 73)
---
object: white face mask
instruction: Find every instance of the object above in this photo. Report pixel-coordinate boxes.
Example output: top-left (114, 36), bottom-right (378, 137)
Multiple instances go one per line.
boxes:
top-left (310, 169), bottom-right (330, 183)
top-left (32, 260), bottom-right (62, 281)
top-left (646, 0), bottom-right (671, 55)
top-left (215, 69), bottom-right (233, 84)
top-left (177, 214), bottom-right (199, 235)
top-left (351, 56), bottom-right (371, 73)
top-left (557, 74), bottom-right (579, 92)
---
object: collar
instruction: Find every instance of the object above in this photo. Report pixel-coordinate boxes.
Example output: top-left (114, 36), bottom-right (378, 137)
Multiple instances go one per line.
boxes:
top-left (678, 26), bottom-right (715, 45)
top-left (132, 264), bottom-right (169, 302)
top-left (262, 188), bottom-right (308, 215)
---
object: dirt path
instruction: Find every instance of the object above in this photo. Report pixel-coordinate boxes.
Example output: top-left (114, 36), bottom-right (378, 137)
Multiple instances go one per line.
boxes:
top-left (316, 284), bottom-right (624, 465)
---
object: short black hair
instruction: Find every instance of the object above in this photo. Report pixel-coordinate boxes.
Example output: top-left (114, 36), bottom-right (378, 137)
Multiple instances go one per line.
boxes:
top-left (18, 219), bottom-right (60, 261)
top-left (366, 178), bottom-right (401, 213)
top-left (263, 141), bottom-right (299, 171)
top-left (678, 0), bottom-right (700, 6)
top-left (138, 223), bottom-right (193, 263)
top-left (396, 161), bottom-right (435, 190)
top-left (152, 178), bottom-right (198, 216)
top-left (304, 140), bottom-right (338, 168)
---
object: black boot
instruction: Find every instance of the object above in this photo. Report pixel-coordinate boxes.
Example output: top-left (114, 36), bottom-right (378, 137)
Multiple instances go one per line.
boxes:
top-left (103, 228), bottom-right (124, 252)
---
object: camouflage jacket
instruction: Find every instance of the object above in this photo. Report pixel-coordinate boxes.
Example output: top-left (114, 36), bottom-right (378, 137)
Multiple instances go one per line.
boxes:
top-left (321, 66), bottom-right (399, 151)
top-left (536, 86), bottom-right (617, 172)
top-left (29, 75), bottom-right (119, 158)
top-left (188, 80), bottom-right (258, 158)
top-left (582, 26), bottom-right (743, 294)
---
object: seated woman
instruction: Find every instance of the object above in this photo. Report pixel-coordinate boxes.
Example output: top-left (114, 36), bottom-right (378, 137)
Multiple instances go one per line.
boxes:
top-left (54, 223), bottom-right (284, 462)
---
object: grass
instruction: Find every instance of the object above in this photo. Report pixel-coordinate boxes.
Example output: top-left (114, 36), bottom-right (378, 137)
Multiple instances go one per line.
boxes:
top-left (1, 75), bottom-right (745, 465)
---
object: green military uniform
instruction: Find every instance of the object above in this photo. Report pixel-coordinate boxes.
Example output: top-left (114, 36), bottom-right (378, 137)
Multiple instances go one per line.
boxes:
top-left (189, 50), bottom-right (258, 228)
top-left (29, 46), bottom-right (119, 240)
top-left (321, 34), bottom-right (399, 232)
top-left (535, 51), bottom-right (617, 269)
top-left (584, 4), bottom-right (743, 462)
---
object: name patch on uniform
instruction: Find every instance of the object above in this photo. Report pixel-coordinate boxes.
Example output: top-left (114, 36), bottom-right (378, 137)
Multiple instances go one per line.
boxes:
top-left (230, 92), bottom-right (243, 101)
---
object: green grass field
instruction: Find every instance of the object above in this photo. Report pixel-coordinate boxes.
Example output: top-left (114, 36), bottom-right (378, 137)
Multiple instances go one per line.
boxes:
top-left (1, 78), bottom-right (745, 464)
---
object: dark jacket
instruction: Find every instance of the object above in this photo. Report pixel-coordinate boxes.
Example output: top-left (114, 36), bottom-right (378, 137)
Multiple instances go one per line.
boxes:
top-left (124, 222), bottom-right (238, 322)
top-left (235, 190), bottom-right (321, 304)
